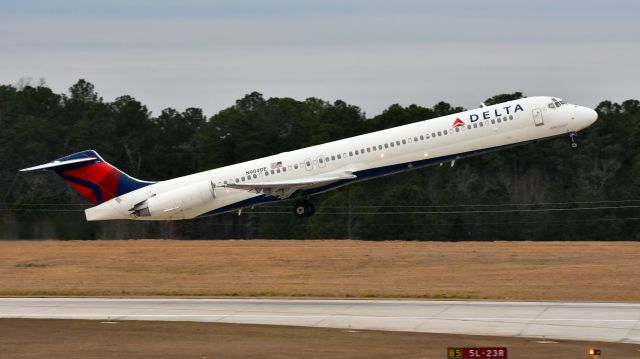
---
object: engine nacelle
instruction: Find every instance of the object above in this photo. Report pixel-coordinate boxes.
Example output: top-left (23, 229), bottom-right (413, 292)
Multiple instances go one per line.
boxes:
top-left (129, 180), bottom-right (216, 219)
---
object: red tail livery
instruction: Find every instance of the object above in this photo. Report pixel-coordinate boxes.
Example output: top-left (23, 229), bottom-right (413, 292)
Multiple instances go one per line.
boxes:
top-left (20, 150), bottom-right (153, 204)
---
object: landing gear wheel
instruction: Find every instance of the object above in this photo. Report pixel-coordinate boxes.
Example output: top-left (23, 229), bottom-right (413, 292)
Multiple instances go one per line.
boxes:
top-left (294, 200), bottom-right (315, 217)
top-left (569, 132), bottom-right (578, 149)
top-left (307, 202), bottom-right (315, 216)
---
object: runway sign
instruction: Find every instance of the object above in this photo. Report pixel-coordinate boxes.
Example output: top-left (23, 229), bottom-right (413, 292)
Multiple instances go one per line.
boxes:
top-left (448, 347), bottom-right (508, 359)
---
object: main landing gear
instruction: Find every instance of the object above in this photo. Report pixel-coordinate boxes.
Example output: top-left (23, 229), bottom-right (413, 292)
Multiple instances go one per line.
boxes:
top-left (293, 200), bottom-right (315, 217)
top-left (569, 132), bottom-right (578, 148)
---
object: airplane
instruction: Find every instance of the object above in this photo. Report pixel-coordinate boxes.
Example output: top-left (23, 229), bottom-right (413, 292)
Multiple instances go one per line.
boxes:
top-left (20, 96), bottom-right (597, 221)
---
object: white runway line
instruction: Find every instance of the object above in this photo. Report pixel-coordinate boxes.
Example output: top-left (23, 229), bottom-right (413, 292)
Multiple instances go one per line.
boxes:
top-left (0, 298), bottom-right (639, 344)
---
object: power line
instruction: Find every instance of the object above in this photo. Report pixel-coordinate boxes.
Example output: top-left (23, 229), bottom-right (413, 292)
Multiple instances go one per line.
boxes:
top-left (3, 199), bottom-right (640, 209)
top-left (253, 205), bottom-right (640, 215)
top-left (274, 199), bottom-right (640, 209)
top-left (2, 204), bottom-right (640, 214)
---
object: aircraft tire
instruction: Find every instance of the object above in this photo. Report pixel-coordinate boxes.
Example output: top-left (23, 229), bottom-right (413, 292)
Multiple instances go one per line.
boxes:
top-left (306, 202), bottom-right (315, 216)
top-left (294, 202), bottom-right (308, 217)
top-left (294, 201), bottom-right (315, 217)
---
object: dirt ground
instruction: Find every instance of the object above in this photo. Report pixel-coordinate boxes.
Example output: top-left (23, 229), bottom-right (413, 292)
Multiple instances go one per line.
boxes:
top-left (1, 319), bottom-right (637, 359)
top-left (0, 240), bottom-right (638, 301)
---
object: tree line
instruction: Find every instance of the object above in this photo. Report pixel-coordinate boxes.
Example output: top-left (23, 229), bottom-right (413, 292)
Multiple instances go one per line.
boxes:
top-left (1, 79), bottom-right (639, 240)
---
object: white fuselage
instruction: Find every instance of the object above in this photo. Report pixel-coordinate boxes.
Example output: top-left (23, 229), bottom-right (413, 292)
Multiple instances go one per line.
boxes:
top-left (85, 96), bottom-right (597, 221)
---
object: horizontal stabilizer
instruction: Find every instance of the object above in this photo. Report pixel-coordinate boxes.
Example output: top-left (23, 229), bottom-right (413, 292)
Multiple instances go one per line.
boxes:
top-left (20, 157), bottom-right (98, 172)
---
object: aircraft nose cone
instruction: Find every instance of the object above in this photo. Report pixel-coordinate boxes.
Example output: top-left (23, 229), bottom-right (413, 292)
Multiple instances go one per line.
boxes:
top-left (586, 107), bottom-right (598, 125)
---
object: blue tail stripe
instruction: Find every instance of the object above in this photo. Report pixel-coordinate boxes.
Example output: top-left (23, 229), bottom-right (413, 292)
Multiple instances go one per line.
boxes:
top-left (58, 172), bottom-right (105, 204)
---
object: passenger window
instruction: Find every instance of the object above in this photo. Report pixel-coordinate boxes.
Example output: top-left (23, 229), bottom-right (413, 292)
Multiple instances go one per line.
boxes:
top-left (455, 127), bottom-right (460, 132)
top-left (473, 123), bottom-right (477, 128)
top-left (265, 172), bottom-right (269, 176)
top-left (276, 168), bottom-right (281, 173)
top-left (509, 115), bottom-right (514, 120)
top-left (253, 174), bottom-right (257, 179)
top-left (235, 178), bottom-right (239, 183)
top-left (337, 154), bottom-right (341, 159)
top-left (491, 119), bottom-right (495, 124)
top-left (349, 151), bottom-right (353, 156)
top-left (396, 140), bottom-right (400, 146)
top-left (432, 132), bottom-right (436, 137)
top-left (384, 143), bottom-right (389, 148)
top-left (402, 139), bottom-right (406, 144)
top-left (306, 161), bottom-right (311, 166)
top-left (241, 176), bottom-right (246, 181)
top-left (420, 135), bottom-right (424, 140)
top-left (294, 164), bottom-right (298, 169)
top-left (467, 125), bottom-right (471, 130)
top-left (497, 118), bottom-right (501, 123)
top-left (378, 145), bottom-right (383, 150)
top-left (331, 155), bottom-right (335, 160)
top-left (282, 167), bottom-right (287, 172)
top-left (437, 131), bottom-right (442, 136)
top-left (479, 122), bottom-right (484, 127)
top-left (271, 170), bottom-right (275, 175)
top-left (413, 137), bottom-right (418, 142)
top-left (325, 157), bottom-right (329, 162)
top-left (319, 158), bottom-right (324, 163)
top-left (355, 150), bottom-right (359, 155)
top-left (443, 130), bottom-right (448, 135)
top-left (366, 148), bottom-right (371, 152)
top-left (390, 142), bottom-right (394, 147)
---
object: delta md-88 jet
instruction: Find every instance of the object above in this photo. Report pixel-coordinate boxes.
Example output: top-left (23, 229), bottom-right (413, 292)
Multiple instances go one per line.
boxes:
top-left (21, 96), bottom-right (597, 221)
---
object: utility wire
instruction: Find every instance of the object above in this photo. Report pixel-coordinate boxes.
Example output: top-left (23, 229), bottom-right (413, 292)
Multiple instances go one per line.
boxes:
top-left (2, 204), bottom-right (640, 214)
top-left (3, 199), bottom-right (640, 209)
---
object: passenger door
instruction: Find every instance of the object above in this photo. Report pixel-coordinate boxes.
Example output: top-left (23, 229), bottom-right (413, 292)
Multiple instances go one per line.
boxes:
top-left (532, 108), bottom-right (544, 126)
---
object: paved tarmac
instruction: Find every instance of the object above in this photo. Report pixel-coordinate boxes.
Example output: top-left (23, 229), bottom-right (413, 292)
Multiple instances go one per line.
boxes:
top-left (0, 298), bottom-right (638, 344)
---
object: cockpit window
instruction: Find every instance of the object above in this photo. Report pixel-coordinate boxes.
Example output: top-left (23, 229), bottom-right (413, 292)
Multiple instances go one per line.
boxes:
top-left (548, 98), bottom-right (568, 109)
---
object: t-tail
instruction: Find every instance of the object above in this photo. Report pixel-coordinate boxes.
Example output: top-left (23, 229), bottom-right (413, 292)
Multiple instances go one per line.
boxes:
top-left (20, 150), bottom-right (154, 205)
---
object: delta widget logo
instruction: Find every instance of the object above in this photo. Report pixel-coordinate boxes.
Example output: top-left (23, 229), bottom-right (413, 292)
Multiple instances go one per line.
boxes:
top-left (452, 118), bottom-right (464, 128)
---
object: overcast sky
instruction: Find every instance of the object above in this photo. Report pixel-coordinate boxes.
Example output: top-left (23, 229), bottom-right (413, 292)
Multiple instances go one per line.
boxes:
top-left (1, 0), bottom-right (638, 116)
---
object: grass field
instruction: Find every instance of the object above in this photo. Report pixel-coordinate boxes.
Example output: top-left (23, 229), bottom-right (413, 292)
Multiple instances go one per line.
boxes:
top-left (2, 319), bottom-right (639, 359)
top-left (0, 240), bottom-right (638, 301)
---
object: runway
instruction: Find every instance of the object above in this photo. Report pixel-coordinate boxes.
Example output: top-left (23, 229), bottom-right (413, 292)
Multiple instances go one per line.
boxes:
top-left (1, 298), bottom-right (639, 344)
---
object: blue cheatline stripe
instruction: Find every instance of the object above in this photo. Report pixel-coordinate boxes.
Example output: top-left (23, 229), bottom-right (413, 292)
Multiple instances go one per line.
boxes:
top-left (116, 173), bottom-right (153, 196)
top-left (57, 172), bottom-right (105, 204)
top-left (197, 133), bottom-right (567, 218)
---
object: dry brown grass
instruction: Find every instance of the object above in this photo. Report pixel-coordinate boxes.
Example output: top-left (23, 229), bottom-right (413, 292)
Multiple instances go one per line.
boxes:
top-left (0, 240), bottom-right (638, 301)
top-left (2, 319), bottom-right (639, 359)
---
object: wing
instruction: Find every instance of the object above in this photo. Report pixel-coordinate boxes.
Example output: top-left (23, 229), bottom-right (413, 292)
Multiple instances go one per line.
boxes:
top-left (225, 171), bottom-right (356, 199)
